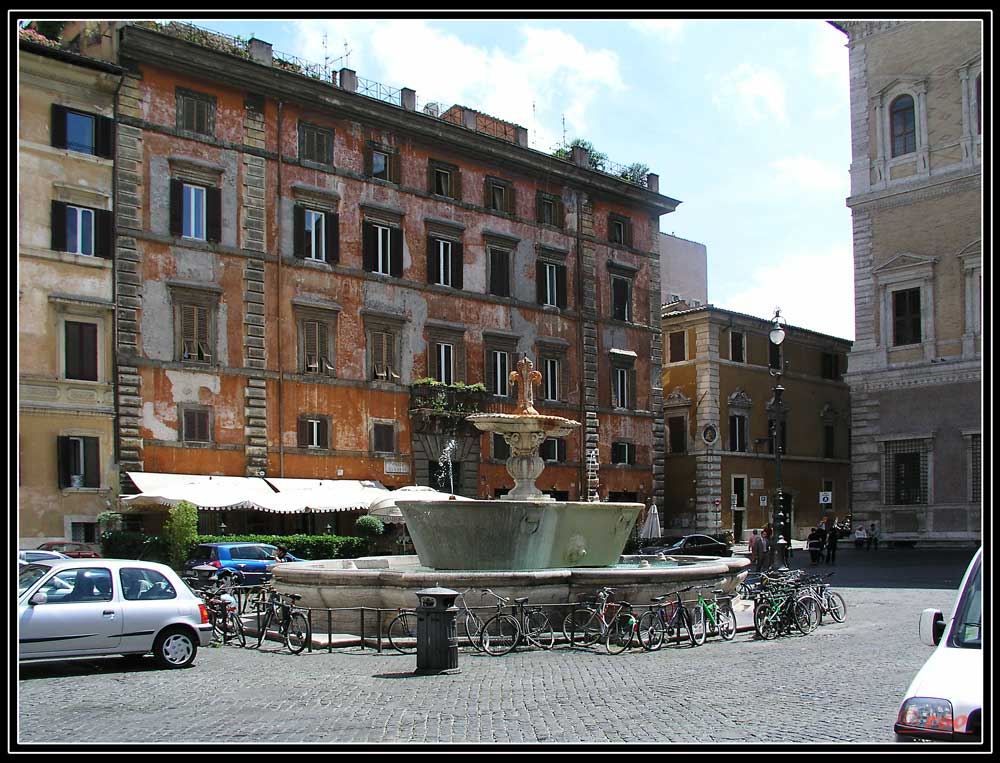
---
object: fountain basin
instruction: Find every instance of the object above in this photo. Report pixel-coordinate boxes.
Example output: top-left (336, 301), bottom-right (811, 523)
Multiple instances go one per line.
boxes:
top-left (396, 498), bottom-right (643, 570)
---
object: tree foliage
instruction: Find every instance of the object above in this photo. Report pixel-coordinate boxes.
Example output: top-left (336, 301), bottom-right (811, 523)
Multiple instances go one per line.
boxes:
top-left (163, 500), bottom-right (200, 569)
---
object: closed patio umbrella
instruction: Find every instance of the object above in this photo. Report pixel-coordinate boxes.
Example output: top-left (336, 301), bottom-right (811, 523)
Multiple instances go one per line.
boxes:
top-left (639, 503), bottom-right (661, 540)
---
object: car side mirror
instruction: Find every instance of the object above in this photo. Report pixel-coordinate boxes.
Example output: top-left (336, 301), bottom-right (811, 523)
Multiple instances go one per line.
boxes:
top-left (30, 591), bottom-right (48, 606)
top-left (918, 608), bottom-right (945, 646)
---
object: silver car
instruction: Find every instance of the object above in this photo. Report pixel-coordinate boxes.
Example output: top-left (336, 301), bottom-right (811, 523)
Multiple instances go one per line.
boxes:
top-left (18, 558), bottom-right (213, 668)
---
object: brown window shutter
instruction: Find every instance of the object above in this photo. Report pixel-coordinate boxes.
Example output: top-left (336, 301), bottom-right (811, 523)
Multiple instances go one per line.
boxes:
top-left (629, 368), bottom-right (637, 410)
top-left (96, 115), bottom-right (115, 159)
top-left (427, 162), bottom-right (435, 194)
top-left (556, 264), bottom-right (567, 309)
top-left (181, 304), bottom-right (196, 358)
top-left (297, 418), bottom-right (308, 447)
top-left (196, 305), bottom-right (210, 360)
top-left (483, 180), bottom-right (492, 209)
top-left (83, 437), bottom-right (100, 487)
top-left (169, 179), bottom-right (184, 237)
top-left (325, 213), bottom-right (339, 263)
top-left (80, 323), bottom-right (98, 381)
top-left (364, 145), bottom-right (373, 178)
top-left (362, 222), bottom-right (377, 272)
top-left (293, 205), bottom-right (305, 258)
top-left (389, 227), bottom-right (403, 277)
top-left (206, 187), bottom-right (222, 242)
top-left (56, 436), bottom-right (72, 488)
top-left (625, 220), bottom-right (633, 248)
top-left (319, 419), bottom-right (330, 449)
top-left (536, 261), bottom-right (545, 305)
top-left (390, 152), bottom-right (401, 184)
top-left (95, 209), bottom-right (114, 259)
top-left (507, 185), bottom-right (517, 216)
top-left (451, 242), bottom-right (463, 290)
top-left (427, 236), bottom-right (438, 284)
top-left (555, 198), bottom-right (565, 228)
top-left (303, 320), bottom-right (319, 371)
top-left (51, 104), bottom-right (68, 149)
top-left (535, 193), bottom-right (545, 223)
top-left (51, 200), bottom-right (68, 252)
top-left (318, 321), bottom-right (331, 373)
top-left (452, 170), bottom-right (462, 202)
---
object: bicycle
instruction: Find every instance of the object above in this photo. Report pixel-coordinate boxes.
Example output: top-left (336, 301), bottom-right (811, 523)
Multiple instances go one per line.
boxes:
top-left (252, 586), bottom-right (311, 654)
top-left (386, 609), bottom-right (417, 654)
top-left (208, 589), bottom-right (246, 647)
top-left (604, 601), bottom-right (640, 654)
top-left (480, 595), bottom-right (555, 656)
top-left (796, 573), bottom-right (847, 624)
top-left (688, 588), bottom-right (737, 645)
top-left (752, 584), bottom-right (818, 639)
top-left (637, 586), bottom-right (697, 650)
top-left (455, 589), bottom-right (486, 651)
top-left (562, 587), bottom-right (628, 650)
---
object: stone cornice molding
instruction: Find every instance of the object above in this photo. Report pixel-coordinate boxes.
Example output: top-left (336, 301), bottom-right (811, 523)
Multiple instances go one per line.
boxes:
top-left (846, 362), bottom-right (981, 392)
top-left (847, 167), bottom-right (980, 212)
top-left (727, 388), bottom-right (753, 410)
top-left (663, 386), bottom-right (693, 410)
top-left (828, 20), bottom-right (910, 41)
top-left (291, 182), bottom-right (340, 209)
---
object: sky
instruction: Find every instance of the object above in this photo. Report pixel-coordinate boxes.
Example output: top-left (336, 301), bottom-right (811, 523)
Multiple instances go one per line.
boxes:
top-left (176, 16), bottom-right (855, 340)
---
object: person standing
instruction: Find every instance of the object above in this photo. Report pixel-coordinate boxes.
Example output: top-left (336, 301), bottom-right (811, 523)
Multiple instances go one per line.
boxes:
top-left (807, 528), bottom-right (822, 566)
top-left (855, 524), bottom-right (867, 549)
top-left (867, 523), bottom-right (879, 551)
top-left (825, 525), bottom-right (838, 565)
top-left (750, 529), bottom-right (766, 572)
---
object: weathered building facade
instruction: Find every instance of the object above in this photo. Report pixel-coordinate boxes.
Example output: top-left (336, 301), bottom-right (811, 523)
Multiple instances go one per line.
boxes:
top-left (830, 20), bottom-right (982, 545)
top-left (659, 231), bottom-right (707, 308)
top-left (58, 21), bottom-right (679, 532)
top-left (660, 305), bottom-right (852, 542)
top-left (18, 39), bottom-right (124, 546)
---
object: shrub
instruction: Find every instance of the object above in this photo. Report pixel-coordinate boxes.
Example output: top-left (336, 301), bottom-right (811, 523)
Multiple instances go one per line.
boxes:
top-left (355, 515), bottom-right (385, 537)
top-left (99, 531), bottom-right (170, 563)
top-left (186, 534), bottom-right (368, 561)
top-left (163, 500), bottom-right (199, 569)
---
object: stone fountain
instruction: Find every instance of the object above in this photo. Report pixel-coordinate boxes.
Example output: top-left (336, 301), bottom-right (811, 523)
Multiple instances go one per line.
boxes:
top-left (272, 357), bottom-right (750, 630)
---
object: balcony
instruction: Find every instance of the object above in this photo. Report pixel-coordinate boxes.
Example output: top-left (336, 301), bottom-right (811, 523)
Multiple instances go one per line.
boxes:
top-left (408, 380), bottom-right (489, 435)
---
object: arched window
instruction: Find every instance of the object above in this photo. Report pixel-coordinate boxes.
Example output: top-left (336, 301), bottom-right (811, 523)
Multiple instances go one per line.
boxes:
top-left (890, 94), bottom-right (916, 157)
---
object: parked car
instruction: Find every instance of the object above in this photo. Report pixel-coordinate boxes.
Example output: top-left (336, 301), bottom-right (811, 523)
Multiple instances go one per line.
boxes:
top-left (182, 542), bottom-right (304, 587)
top-left (894, 547), bottom-right (982, 743)
top-left (18, 549), bottom-right (70, 566)
top-left (640, 534), bottom-right (733, 557)
top-left (36, 541), bottom-right (101, 558)
top-left (18, 558), bottom-right (212, 669)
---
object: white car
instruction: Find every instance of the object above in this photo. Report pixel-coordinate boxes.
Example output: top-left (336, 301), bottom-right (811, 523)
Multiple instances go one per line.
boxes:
top-left (894, 546), bottom-right (982, 742)
top-left (18, 549), bottom-right (70, 566)
top-left (18, 558), bottom-right (213, 669)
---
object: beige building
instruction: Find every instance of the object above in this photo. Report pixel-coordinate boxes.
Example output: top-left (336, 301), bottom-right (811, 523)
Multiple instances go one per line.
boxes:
top-left (18, 37), bottom-right (124, 546)
top-left (660, 305), bottom-right (852, 542)
top-left (830, 20), bottom-right (982, 545)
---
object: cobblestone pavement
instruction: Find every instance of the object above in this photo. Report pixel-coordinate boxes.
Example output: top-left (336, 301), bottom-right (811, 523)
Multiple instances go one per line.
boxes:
top-left (17, 549), bottom-right (975, 746)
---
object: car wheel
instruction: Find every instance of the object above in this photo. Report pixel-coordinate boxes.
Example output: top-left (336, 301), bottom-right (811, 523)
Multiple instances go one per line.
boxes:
top-left (153, 627), bottom-right (198, 669)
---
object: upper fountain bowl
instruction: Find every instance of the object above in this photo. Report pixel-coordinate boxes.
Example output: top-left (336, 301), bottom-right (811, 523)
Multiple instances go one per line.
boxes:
top-left (466, 412), bottom-right (580, 439)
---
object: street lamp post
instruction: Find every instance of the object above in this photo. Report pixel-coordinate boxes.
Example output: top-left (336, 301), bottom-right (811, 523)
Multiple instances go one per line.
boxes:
top-left (768, 308), bottom-right (788, 570)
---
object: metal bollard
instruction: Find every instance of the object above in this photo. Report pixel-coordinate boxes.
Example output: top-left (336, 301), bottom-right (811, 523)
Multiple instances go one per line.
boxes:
top-left (414, 587), bottom-right (460, 675)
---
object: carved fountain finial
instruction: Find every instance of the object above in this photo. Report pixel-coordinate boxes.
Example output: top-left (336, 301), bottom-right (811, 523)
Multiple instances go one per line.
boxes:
top-left (509, 355), bottom-right (543, 415)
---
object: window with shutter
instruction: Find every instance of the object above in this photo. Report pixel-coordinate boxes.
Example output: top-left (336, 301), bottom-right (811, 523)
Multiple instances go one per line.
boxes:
top-left (892, 288), bottom-right (921, 346)
top-left (65, 110), bottom-right (96, 155)
top-left (372, 150), bottom-right (389, 180)
top-left (304, 210), bottom-right (325, 261)
top-left (489, 248), bottom-right (511, 297)
top-left (371, 330), bottom-right (398, 381)
top-left (373, 423), bottom-right (395, 454)
top-left (182, 408), bottom-right (211, 443)
top-left (182, 183), bottom-right (207, 240)
top-left (613, 366), bottom-right (630, 409)
top-left (612, 276), bottom-right (632, 321)
top-left (436, 343), bottom-right (454, 385)
top-left (543, 357), bottom-right (560, 401)
top-left (65, 321), bottom-right (98, 381)
top-left (176, 88), bottom-right (216, 136)
top-left (730, 331), bottom-right (745, 363)
top-left (668, 416), bottom-right (687, 454)
top-left (491, 350), bottom-right (509, 396)
top-left (180, 303), bottom-right (212, 363)
top-left (65, 205), bottom-right (95, 256)
top-left (299, 121), bottom-right (334, 166)
top-left (669, 331), bottom-right (685, 363)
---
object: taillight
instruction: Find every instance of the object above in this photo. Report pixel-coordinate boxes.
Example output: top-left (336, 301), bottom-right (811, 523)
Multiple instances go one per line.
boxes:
top-left (198, 604), bottom-right (210, 624)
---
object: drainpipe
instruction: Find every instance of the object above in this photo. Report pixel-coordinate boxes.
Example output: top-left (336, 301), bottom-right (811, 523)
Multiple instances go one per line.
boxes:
top-left (275, 100), bottom-right (286, 477)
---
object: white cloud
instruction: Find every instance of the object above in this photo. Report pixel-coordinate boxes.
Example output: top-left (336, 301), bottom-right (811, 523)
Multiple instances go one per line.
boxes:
top-left (290, 20), bottom-right (623, 152)
top-left (715, 244), bottom-right (855, 340)
top-left (628, 19), bottom-right (685, 41)
top-left (711, 63), bottom-right (787, 125)
top-left (770, 155), bottom-right (848, 195)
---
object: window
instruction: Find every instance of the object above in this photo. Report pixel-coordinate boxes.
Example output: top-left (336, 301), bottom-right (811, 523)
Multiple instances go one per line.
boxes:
top-left (543, 357), bottom-right (560, 401)
top-left (179, 303), bottom-right (213, 363)
top-left (372, 150), bottom-right (389, 180)
top-left (65, 205), bottom-right (95, 255)
top-left (362, 221), bottom-right (402, 277)
top-left (890, 95), bottom-right (916, 157)
top-left (298, 416), bottom-right (330, 449)
top-left (612, 275), bottom-right (632, 322)
top-left (733, 476), bottom-right (747, 509)
top-left (730, 331), bottom-right (745, 363)
top-left (968, 433), bottom-right (981, 502)
top-left (493, 433), bottom-right (510, 461)
top-left (491, 349), bottom-right (510, 396)
top-left (536, 192), bottom-right (564, 227)
top-left (299, 121), bottom-right (333, 166)
top-left (175, 87), bottom-right (216, 136)
top-left (366, 143), bottom-right (399, 183)
top-left (182, 184), bottom-right (206, 240)
top-left (300, 317), bottom-right (335, 375)
top-left (485, 177), bottom-right (515, 214)
top-left (168, 179), bottom-right (221, 243)
top-left (64, 321), bottom-right (98, 382)
top-left (729, 415), bottom-right (748, 452)
top-left (294, 207), bottom-right (339, 264)
top-left (488, 247), bottom-right (511, 298)
top-left (367, 319), bottom-right (402, 382)
top-left (667, 416), bottom-right (686, 454)
top-left (427, 159), bottom-right (460, 199)
top-left (537, 261), bottom-right (567, 308)
top-left (976, 74), bottom-right (981, 135)
top-left (427, 237), bottom-right (464, 289)
top-left (373, 422), bottom-right (395, 454)
top-left (821, 352), bottom-right (842, 380)
top-left (613, 366), bottom-right (630, 409)
top-left (541, 438), bottom-right (567, 462)
top-left (435, 169), bottom-right (451, 197)
top-left (824, 424), bottom-right (835, 459)
top-left (608, 214), bottom-right (632, 246)
top-left (121, 568), bottom-right (176, 601)
top-left (611, 441), bottom-right (636, 465)
top-left (669, 331), bottom-right (686, 363)
top-left (181, 406), bottom-right (212, 443)
top-left (57, 435), bottom-right (99, 488)
top-left (435, 343), bottom-right (454, 385)
top-left (51, 105), bottom-right (114, 158)
top-left (892, 288), bottom-right (921, 346)
top-left (71, 522), bottom-right (98, 544)
top-left (883, 439), bottom-right (929, 505)
top-left (50, 202), bottom-right (112, 258)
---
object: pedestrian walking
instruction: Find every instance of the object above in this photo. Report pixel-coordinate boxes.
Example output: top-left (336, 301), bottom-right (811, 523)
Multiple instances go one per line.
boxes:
top-left (867, 523), bottom-right (879, 551)
top-left (807, 528), bottom-right (822, 566)
top-left (816, 524), bottom-right (828, 562)
top-left (825, 527), bottom-right (838, 565)
top-left (855, 524), bottom-right (867, 549)
top-left (750, 529), bottom-right (766, 572)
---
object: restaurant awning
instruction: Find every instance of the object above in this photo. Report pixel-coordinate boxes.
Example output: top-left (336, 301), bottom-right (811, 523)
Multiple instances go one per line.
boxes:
top-left (368, 485), bottom-right (475, 524)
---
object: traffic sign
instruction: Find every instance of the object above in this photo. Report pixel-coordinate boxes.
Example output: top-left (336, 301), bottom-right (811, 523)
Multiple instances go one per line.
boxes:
top-left (759, 495), bottom-right (768, 507)
top-left (819, 491), bottom-right (833, 504)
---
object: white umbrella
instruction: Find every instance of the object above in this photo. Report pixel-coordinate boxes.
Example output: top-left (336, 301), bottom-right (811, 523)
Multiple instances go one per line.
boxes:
top-left (639, 503), bottom-right (661, 540)
top-left (368, 485), bottom-right (474, 524)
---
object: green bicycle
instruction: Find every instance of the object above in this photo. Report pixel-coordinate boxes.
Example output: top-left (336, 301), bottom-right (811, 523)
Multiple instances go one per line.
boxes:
top-left (689, 588), bottom-right (737, 645)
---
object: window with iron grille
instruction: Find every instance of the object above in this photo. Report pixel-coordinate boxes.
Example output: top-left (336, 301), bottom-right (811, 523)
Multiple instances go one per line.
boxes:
top-left (299, 121), bottom-right (333, 166)
top-left (883, 439), bottom-right (929, 505)
top-left (176, 87), bottom-right (216, 136)
top-left (892, 288), bottom-right (922, 346)
top-left (969, 434), bottom-right (981, 502)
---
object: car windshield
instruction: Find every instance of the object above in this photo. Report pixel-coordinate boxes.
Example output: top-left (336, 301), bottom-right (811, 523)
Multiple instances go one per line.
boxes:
top-left (18, 565), bottom-right (50, 597)
top-left (950, 556), bottom-right (981, 649)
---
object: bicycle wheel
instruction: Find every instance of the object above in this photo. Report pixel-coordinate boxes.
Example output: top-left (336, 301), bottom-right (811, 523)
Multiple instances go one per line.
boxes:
top-left (637, 610), bottom-right (665, 651)
top-left (690, 605), bottom-right (707, 645)
top-left (387, 612), bottom-right (417, 654)
top-left (225, 610), bottom-right (247, 647)
top-left (825, 591), bottom-right (847, 623)
top-left (463, 611), bottom-right (485, 651)
top-left (605, 613), bottom-right (634, 655)
top-left (480, 613), bottom-right (520, 656)
top-left (754, 605), bottom-right (779, 640)
top-left (674, 606), bottom-right (695, 646)
top-left (717, 606), bottom-right (737, 641)
top-left (524, 610), bottom-right (555, 650)
top-left (793, 598), bottom-right (820, 634)
top-left (254, 609), bottom-right (273, 648)
top-left (284, 611), bottom-right (310, 654)
top-left (562, 608), bottom-right (600, 647)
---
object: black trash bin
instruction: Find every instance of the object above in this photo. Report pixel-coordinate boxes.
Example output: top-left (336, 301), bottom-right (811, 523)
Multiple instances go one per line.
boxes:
top-left (414, 587), bottom-right (460, 675)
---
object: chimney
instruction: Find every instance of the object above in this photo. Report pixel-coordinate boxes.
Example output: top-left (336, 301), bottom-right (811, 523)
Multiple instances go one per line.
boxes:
top-left (646, 173), bottom-right (659, 193)
top-left (339, 68), bottom-right (357, 93)
top-left (571, 144), bottom-right (589, 168)
top-left (248, 38), bottom-right (273, 66)
top-left (516, 126), bottom-right (528, 148)
top-left (401, 87), bottom-right (416, 111)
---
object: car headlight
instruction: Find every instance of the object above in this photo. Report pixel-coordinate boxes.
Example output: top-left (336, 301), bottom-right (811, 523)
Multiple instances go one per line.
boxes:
top-left (898, 698), bottom-right (954, 732)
